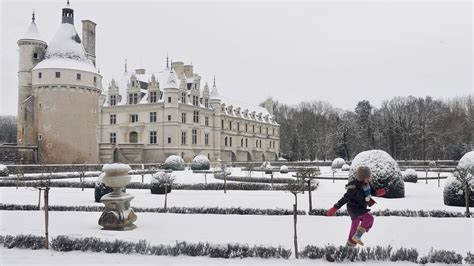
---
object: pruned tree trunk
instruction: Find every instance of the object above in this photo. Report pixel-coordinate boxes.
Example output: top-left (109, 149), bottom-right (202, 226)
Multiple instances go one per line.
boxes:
top-left (164, 185), bottom-right (168, 212)
top-left (293, 203), bottom-right (298, 259)
top-left (44, 188), bottom-right (49, 249)
top-left (465, 183), bottom-right (471, 218)
top-left (308, 181), bottom-right (313, 212)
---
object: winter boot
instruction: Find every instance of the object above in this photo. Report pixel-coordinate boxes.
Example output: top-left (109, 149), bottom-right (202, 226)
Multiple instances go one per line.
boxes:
top-left (346, 238), bottom-right (357, 248)
top-left (351, 225), bottom-right (367, 246)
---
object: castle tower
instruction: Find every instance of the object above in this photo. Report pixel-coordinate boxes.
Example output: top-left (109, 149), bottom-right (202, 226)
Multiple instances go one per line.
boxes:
top-left (28, 1), bottom-right (102, 163)
top-left (17, 11), bottom-right (48, 146)
top-left (209, 77), bottom-right (222, 160)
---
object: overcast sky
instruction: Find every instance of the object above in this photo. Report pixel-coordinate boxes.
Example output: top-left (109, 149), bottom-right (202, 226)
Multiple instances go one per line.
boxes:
top-left (1, 0), bottom-right (472, 116)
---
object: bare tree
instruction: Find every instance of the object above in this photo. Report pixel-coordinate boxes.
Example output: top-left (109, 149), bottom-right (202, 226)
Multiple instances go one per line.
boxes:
top-left (285, 179), bottom-right (306, 259)
top-left (295, 167), bottom-right (320, 212)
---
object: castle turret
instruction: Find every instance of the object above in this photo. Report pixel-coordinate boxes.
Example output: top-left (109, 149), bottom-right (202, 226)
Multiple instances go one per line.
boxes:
top-left (17, 11), bottom-right (47, 145)
top-left (264, 97), bottom-right (274, 116)
top-left (163, 68), bottom-right (180, 153)
top-left (29, 1), bottom-right (102, 163)
top-left (209, 76), bottom-right (222, 160)
top-left (81, 20), bottom-right (96, 66)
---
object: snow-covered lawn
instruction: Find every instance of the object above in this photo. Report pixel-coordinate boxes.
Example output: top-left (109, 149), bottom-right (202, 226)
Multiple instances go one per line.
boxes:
top-left (0, 167), bottom-right (471, 264)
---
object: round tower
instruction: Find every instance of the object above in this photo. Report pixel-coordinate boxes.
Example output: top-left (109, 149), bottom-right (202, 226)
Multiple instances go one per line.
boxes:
top-left (162, 67), bottom-right (180, 154)
top-left (17, 11), bottom-right (47, 145)
top-left (30, 2), bottom-right (102, 164)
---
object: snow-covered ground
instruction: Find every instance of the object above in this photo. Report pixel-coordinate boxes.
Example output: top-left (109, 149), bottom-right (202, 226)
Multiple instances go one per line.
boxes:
top-left (0, 167), bottom-right (472, 265)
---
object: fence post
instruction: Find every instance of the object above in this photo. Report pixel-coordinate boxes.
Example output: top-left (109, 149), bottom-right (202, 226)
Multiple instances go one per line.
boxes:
top-left (438, 172), bottom-right (440, 187)
top-left (425, 168), bottom-right (428, 184)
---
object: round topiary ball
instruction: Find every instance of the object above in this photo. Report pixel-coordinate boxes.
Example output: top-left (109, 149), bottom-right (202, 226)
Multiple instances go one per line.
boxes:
top-left (163, 155), bottom-right (185, 171)
top-left (0, 164), bottom-right (9, 177)
top-left (349, 150), bottom-right (405, 198)
top-left (280, 165), bottom-right (289, 174)
top-left (331, 158), bottom-right (345, 169)
top-left (443, 151), bottom-right (474, 207)
top-left (191, 155), bottom-right (210, 170)
top-left (403, 169), bottom-right (418, 183)
top-left (341, 164), bottom-right (350, 171)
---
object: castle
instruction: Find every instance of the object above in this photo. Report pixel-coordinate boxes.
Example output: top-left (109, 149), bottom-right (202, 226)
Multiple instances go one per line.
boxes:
top-left (17, 2), bottom-right (280, 164)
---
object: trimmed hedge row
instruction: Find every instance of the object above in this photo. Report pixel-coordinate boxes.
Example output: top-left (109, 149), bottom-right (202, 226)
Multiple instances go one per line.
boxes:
top-left (1, 204), bottom-right (468, 218)
top-left (0, 204), bottom-right (306, 216)
top-left (0, 180), bottom-right (302, 191)
top-left (309, 208), bottom-right (468, 218)
top-left (0, 234), bottom-right (292, 259)
top-left (1, 234), bottom-right (471, 263)
top-left (214, 175), bottom-right (296, 184)
top-left (0, 170), bottom-right (155, 181)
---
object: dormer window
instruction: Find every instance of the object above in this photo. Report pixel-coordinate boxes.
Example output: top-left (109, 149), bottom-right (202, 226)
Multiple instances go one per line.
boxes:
top-left (128, 93), bottom-right (138, 104)
top-left (150, 91), bottom-right (157, 103)
top-left (38, 72), bottom-right (42, 79)
top-left (110, 95), bottom-right (117, 106)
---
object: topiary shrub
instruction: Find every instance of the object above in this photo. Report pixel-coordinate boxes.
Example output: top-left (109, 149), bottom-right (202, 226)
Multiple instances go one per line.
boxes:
top-left (428, 160), bottom-right (437, 168)
top-left (280, 165), bottom-right (289, 174)
top-left (341, 164), bottom-right (350, 171)
top-left (349, 150), bottom-right (405, 198)
top-left (94, 173), bottom-right (113, 202)
top-left (331, 158), bottom-right (345, 169)
top-left (0, 165), bottom-right (9, 177)
top-left (443, 151), bottom-right (474, 207)
top-left (150, 172), bottom-right (175, 194)
top-left (403, 169), bottom-right (418, 183)
top-left (163, 155), bottom-right (185, 171)
top-left (191, 155), bottom-right (210, 170)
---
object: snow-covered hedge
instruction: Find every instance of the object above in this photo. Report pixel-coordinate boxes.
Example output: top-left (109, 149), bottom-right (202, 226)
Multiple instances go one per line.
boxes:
top-left (94, 173), bottom-right (112, 202)
top-left (191, 155), bottom-right (210, 170)
top-left (331, 158), bottom-right (345, 169)
top-left (163, 155), bottom-right (185, 171)
top-left (403, 169), bottom-right (418, 183)
top-left (261, 161), bottom-right (272, 168)
top-left (443, 151), bottom-right (474, 207)
top-left (0, 165), bottom-right (9, 177)
top-left (341, 164), bottom-right (350, 171)
top-left (150, 172), bottom-right (175, 194)
top-left (280, 165), bottom-right (289, 174)
top-left (349, 150), bottom-right (405, 198)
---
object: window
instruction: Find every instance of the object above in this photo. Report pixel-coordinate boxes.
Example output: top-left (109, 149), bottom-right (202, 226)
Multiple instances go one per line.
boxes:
top-left (225, 137), bottom-right (228, 146)
top-left (168, 137), bottom-right (171, 144)
top-left (149, 112), bottom-right (157, 123)
top-left (129, 131), bottom-right (138, 143)
top-left (38, 134), bottom-right (43, 141)
top-left (181, 131), bottom-right (186, 144)
top-left (193, 111), bottom-right (199, 123)
top-left (130, 114), bottom-right (138, 123)
top-left (110, 133), bottom-right (116, 144)
top-left (181, 113), bottom-right (187, 123)
top-left (38, 72), bottom-right (42, 79)
top-left (110, 114), bottom-right (116, 124)
top-left (192, 129), bottom-right (197, 144)
top-left (181, 92), bottom-right (186, 103)
top-left (260, 126), bottom-right (262, 134)
top-left (266, 127), bottom-right (268, 135)
top-left (205, 117), bottom-right (209, 127)
top-left (253, 125), bottom-right (255, 133)
top-left (76, 73), bottom-right (81, 80)
top-left (229, 137), bottom-right (232, 147)
top-left (128, 93), bottom-right (138, 104)
top-left (110, 95), bottom-right (117, 106)
top-left (245, 138), bottom-right (248, 147)
top-left (256, 140), bottom-right (258, 147)
top-left (241, 138), bottom-right (243, 147)
top-left (149, 131), bottom-right (157, 144)
top-left (150, 91), bottom-right (157, 103)
top-left (168, 115), bottom-right (171, 121)
top-left (204, 99), bottom-right (209, 108)
top-left (221, 120), bottom-right (224, 129)
top-left (245, 124), bottom-right (248, 132)
top-left (237, 123), bottom-right (240, 131)
top-left (93, 76), bottom-right (97, 85)
top-left (33, 53), bottom-right (38, 59)
top-left (273, 128), bottom-right (275, 135)
top-left (229, 121), bottom-right (232, 130)
top-left (55, 72), bottom-right (60, 78)
top-left (260, 139), bottom-right (262, 148)
top-left (205, 133), bottom-right (209, 145)
top-left (168, 97), bottom-right (172, 103)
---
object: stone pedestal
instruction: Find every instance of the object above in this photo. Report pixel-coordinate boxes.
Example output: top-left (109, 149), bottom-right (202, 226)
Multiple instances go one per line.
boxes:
top-left (98, 163), bottom-right (137, 230)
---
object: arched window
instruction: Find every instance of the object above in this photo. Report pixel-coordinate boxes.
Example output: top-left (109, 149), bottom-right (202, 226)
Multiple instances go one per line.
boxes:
top-left (130, 131), bottom-right (138, 143)
top-left (241, 138), bottom-right (244, 147)
top-left (225, 137), bottom-right (228, 146)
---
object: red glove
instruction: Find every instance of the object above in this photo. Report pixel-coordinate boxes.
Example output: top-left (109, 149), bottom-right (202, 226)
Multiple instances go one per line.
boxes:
top-left (326, 207), bottom-right (338, 216)
top-left (368, 198), bottom-right (377, 206)
top-left (375, 188), bottom-right (386, 197)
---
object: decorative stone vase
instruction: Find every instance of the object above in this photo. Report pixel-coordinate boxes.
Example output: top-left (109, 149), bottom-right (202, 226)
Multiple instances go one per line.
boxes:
top-left (98, 163), bottom-right (137, 230)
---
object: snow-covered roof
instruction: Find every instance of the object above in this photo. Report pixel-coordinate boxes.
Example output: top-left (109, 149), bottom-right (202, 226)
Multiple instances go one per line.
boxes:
top-left (33, 23), bottom-right (97, 74)
top-left (20, 21), bottom-right (43, 42)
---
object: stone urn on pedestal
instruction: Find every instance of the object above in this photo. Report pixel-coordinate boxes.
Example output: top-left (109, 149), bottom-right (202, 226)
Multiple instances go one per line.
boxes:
top-left (98, 163), bottom-right (137, 230)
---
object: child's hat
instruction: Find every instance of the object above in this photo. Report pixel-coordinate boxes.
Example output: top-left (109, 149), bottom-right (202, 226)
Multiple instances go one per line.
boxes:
top-left (356, 166), bottom-right (371, 181)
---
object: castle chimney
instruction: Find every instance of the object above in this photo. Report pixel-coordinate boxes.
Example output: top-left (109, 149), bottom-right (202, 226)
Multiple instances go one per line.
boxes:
top-left (82, 20), bottom-right (96, 65)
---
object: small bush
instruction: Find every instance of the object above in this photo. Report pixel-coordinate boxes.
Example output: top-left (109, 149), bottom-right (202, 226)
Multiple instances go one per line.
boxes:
top-left (403, 169), bottom-right (418, 183)
top-left (191, 155), bottom-right (210, 171)
top-left (163, 155), bottom-right (185, 171)
top-left (280, 165), bottom-right (289, 174)
top-left (0, 165), bottom-right (9, 177)
top-left (150, 172), bottom-right (175, 194)
top-left (341, 164), bottom-right (350, 171)
top-left (331, 158), bottom-right (345, 169)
